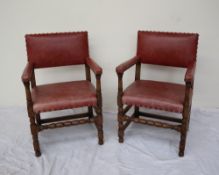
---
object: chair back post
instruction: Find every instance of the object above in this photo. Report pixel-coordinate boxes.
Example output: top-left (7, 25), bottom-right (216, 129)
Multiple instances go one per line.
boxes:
top-left (85, 62), bottom-right (92, 119)
top-left (85, 63), bottom-right (93, 118)
top-left (30, 69), bottom-right (36, 88)
top-left (135, 61), bottom-right (141, 81)
top-left (85, 64), bottom-right (91, 81)
top-left (134, 61), bottom-right (141, 116)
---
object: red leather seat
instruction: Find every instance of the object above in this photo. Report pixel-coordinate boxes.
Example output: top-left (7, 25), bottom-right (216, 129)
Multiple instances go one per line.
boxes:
top-left (122, 80), bottom-right (185, 113)
top-left (32, 81), bottom-right (97, 113)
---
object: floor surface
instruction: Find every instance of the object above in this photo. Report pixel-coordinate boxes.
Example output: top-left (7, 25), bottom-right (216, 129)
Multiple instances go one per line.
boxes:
top-left (0, 107), bottom-right (218, 175)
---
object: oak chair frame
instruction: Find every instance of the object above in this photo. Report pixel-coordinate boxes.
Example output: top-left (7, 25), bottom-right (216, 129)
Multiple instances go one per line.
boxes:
top-left (22, 33), bottom-right (103, 157)
top-left (116, 32), bottom-right (197, 157)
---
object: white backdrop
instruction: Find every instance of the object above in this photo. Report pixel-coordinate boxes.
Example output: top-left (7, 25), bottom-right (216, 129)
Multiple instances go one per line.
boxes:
top-left (0, 0), bottom-right (219, 112)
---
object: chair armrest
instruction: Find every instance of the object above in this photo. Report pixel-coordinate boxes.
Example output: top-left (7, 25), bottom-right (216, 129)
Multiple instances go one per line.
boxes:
top-left (184, 61), bottom-right (196, 84)
top-left (21, 62), bottom-right (33, 83)
top-left (86, 57), bottom-right (102, 75)
top-left (116, 56), bottom-right (139, 74)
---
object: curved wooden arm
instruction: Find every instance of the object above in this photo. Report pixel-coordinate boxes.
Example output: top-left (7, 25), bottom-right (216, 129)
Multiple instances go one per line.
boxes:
top-left (86, 57), bottom-right (102, 75)
top-left (21, 62), bottom-right (33, 83)
top-left (184, 61), bottom-right (196, 86)
top-left (116, 56), bottom-right (139, 74)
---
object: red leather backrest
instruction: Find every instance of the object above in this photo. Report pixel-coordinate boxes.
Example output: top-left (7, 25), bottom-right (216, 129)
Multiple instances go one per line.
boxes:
top-left (137, 31), bottom-right (199, 67)
top-left (25, 32), bottom-right (89, 68)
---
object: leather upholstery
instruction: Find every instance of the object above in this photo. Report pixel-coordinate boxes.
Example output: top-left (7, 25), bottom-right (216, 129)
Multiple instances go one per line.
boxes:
top-left (21, 62), bottom-right (33, 83)
top-left (185, 61), bottom-right (196, 83)
top-left (22, 31), bottom-right (104, 156)
top-left (137, 31), bottom-right (199, 67)
top-left (116, 31), bottom-right (199, 156)
top-left (31, 81), bottom-right (97, 113)
top-left (116, 56), bottom-right (139, 74)
top-left (25, 32), bottom-right (89, 68)
top-left (86, 57), bottom-right (102, 75)
top-left (122, 80), bottom-right (185, 113)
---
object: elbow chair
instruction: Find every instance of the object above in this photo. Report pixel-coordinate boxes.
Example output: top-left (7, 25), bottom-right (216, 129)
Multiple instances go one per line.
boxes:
top-left (21, 31), bottom-right (104, 157)
top-left (116, 31), bottom-right (199, 156)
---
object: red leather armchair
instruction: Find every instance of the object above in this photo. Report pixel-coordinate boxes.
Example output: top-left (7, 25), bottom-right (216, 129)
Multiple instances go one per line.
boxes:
top-left (22, 32), bottom-right (104, 156)
top-left (116, 31), bottom-right (199, 156)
